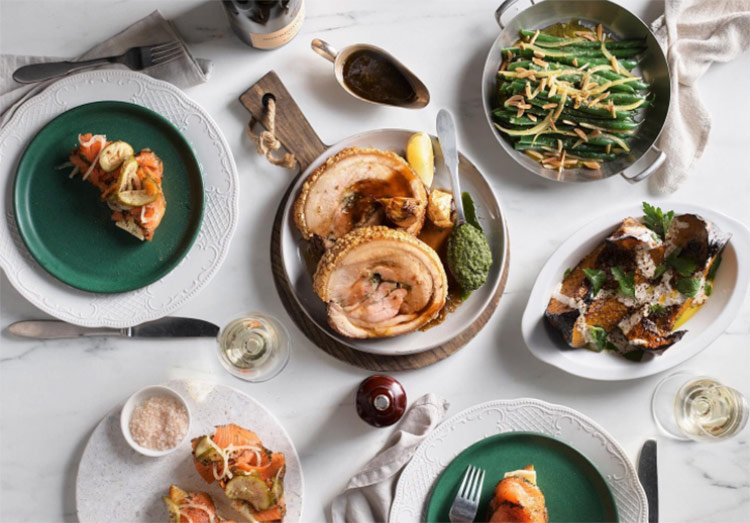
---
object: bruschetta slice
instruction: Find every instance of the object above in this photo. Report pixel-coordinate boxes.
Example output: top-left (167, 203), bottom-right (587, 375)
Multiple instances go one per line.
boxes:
top-left (67, 133), bottom-right (166, 241)
top-left (192, 424), bottom-right (286, 523)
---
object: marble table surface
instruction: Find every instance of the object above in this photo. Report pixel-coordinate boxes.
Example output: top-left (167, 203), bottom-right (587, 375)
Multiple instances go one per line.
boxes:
top-left (1, 1), bottom-right (748, 521)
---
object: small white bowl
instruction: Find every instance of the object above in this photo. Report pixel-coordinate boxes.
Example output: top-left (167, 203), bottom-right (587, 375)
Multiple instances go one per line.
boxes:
top-left (120, 385), bottom-right (191, 457)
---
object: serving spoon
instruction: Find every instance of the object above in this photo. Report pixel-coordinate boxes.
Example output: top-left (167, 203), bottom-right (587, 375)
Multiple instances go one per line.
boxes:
top-left (436, 109), bottom-right (466, 226)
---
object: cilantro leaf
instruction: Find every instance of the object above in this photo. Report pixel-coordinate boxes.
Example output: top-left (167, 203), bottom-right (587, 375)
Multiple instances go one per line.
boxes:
top-left (583, 268), bottom-right (606, 296)
top-left (611, 266), bottom-right (635, 297)
top-left (705, 283), bottom-right (713, 297)
top-left (675, 277), bottom-right (701, 297)
top-left (666, 249), bottom-right (698, 277)
top-left (588, 326), bottom-right (609, 352)
top-left (649, 304), bottom-right (666, 316)
top-left (563, 267), bottom-right (573, 279)
top-left (642, 202), bottom-right (675, 240)
top-left (707, 254), bottom-right (722, 280)
top-left (653, 264), bottom-right (667, 279)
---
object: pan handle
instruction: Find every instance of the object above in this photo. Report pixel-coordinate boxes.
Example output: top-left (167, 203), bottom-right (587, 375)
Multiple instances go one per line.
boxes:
top-left (239, 71), bottom-right (328, 172)
top-left (620, 145), bottom-right (666, 184)
top-left (495, 0), bottom-right (536, 29)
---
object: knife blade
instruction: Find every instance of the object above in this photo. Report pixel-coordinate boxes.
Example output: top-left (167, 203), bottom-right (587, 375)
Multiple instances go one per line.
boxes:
top-left (8, 317), bottom-right (219, 339)
top-left (638, 439), bottom-right (659, 523)
top-left (435, 109), bottom-right (467, 223)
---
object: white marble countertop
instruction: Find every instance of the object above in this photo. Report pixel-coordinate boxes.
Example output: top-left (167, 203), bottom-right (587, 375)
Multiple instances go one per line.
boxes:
top-left (1, 1), bottom-right (749, 522)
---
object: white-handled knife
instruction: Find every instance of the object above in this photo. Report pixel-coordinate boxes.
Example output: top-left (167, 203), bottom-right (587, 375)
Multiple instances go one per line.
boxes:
top-left (8, 317), bottom-right (219, 339)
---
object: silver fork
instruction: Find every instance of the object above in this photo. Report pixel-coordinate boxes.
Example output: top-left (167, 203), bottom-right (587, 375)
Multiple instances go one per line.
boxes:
top-left (448, 464), bottom-right (486, 523)
top-left (12, 41), bottom-right (184, 84)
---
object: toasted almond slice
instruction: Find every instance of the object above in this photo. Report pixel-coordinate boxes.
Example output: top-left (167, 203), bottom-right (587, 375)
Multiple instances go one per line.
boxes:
top-left (527, 113), bottom-right (538, 122)
top-left (548, 82), bottom-right (558, 98)
top-left (500, 60), bottom-right (509, 71)
top-left (556, 139), bottom-right (563, 153)
top-left (521, 104), bottom-right (532, 109)
top-left (526, 150), bottom-right (544, 161)
top-left (529, 29), bottom-right (540, 45)
top-left (525, 82), bottom-right (533, 98)
top-left (589, 92), bottom-right (609, 106)
top-left (549, 119), bottom-right (558, 131)
top-left (583, 161), bottom-right (601, 169)
top-left (588, 129), bottom-right (602, 139)
top-left (573, 96), bottom-right (582, 109)
top-left (533, 50), bottom-right (545, 58)
top-left (574, 128), bottom-right (589, 142)
top-left (516, 106), bottom-right (524, 118)
top-left (597, 24), bottom-right (603, 42)
top-left (514, 67), bottom-right (526, 73)
top-left (572, 138), bottom-right (583, 149)
top-left (558, 150), bottom-right (566, 174)
top-left (608, 100), bottom-right (617, 118)
top-left (532, 57), bottom-right (548, 68)
top-left (606, 144), bottom-right (612, 154)
top-left (542, 102), bottom-right (558, 109)
top-left (572, 58), bottom-right (579, 67)
top-left (610, 56), bottom-right (620, 74)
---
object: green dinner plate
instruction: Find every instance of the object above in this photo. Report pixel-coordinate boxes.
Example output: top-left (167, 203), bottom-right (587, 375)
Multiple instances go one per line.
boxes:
top-left (13, 101), bottom-right (204, 293)
top-left (426, 432), bottom-right (619, 522)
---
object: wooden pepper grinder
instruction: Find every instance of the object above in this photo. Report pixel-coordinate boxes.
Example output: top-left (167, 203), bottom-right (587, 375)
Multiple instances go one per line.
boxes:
top-left (356, 375), bottom-right (407, 427)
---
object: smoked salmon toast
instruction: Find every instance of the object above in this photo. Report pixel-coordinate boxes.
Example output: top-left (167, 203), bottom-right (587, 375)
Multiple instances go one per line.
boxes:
top-left (192, 424), bottom-right (286, 523)
top-left (67, 133), bottom-right (166, 241)
top-left (488, 465), bottom-right (548, 523)
top-left (163, 485), bottom-right (234, 523)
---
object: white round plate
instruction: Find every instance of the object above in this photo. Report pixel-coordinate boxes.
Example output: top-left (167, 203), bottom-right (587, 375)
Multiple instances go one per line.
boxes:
top-left (280, 129), bottom-right (509, 356)
top-left (76, 379), bottom-right (303, 522)
top-left (521, 203), bottom-right (750, 381)
top-left (391, 398), bottom-right (647, 523)
top-left (0, 70), bottom-right (239, 328)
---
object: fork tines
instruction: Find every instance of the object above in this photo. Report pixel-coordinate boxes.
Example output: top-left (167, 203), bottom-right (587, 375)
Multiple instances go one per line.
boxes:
top-left (148, 41), bottom-right (183, 65)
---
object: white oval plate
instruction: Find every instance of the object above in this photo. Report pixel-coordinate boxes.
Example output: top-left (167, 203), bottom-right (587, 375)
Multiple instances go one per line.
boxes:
top-left (280, 129), bottom-right (509, 356)
top-left (391, 398), bottom-right (647, 523)
top-left (76, 379), bottom-right (303, 522)
top-left (0, 70), bottom-right (239, 328)
top-left (522, 203), bottom-right (750, 381)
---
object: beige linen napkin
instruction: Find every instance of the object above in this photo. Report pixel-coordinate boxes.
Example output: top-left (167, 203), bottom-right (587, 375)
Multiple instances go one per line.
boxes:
top-left (650, 0), bottom-right (750, 192)
top-left (0, 10), bottom-right (212, 125)
top-left (331, 393), bottom-right (449, 523)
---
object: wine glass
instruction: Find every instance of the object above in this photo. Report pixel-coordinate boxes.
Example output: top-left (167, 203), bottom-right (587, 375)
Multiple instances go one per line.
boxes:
top-left (651, 371), bottom-right (749, 442)
top-left (216, 312), bottom-right (290, 382)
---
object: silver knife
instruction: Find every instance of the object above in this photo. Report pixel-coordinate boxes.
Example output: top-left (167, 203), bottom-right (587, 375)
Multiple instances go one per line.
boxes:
top-left (435, 109), bottom-right (467, 224)
top-left (7, 317), bottom-right (219, 339)
top-left (638, 439), bottom-right (659, 523)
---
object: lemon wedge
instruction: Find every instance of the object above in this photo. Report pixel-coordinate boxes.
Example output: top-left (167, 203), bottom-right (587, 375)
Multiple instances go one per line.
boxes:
top-left (406, 132), bottom-right (434, 187)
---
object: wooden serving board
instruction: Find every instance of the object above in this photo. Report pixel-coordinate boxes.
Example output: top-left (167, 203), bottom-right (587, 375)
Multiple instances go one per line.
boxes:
top-left (240, 71), bottom-right (509, 371)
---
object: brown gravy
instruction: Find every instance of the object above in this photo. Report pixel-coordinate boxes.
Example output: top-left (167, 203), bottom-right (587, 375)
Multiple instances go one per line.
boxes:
top-left (343, 50), bottom-right (416, 105)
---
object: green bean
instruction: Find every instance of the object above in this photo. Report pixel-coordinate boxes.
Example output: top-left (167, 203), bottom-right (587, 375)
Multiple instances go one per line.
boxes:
top-left (519, 29), bottom-right (646, 50)
top-left (501, 46), bottom-right (645, 59)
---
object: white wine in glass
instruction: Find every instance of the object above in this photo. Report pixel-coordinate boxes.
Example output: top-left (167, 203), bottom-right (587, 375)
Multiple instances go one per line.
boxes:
top-left (217, 313), bottom-right (290, 382)
top-left (652, 372), bottom-right (749, 441)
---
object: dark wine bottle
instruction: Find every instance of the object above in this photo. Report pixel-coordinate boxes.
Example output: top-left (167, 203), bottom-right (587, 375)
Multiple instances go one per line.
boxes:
top-left (221, 0), bottom-right (305, 50)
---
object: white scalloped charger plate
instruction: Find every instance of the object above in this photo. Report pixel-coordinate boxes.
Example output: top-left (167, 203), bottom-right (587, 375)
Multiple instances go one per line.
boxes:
top-left (391, 398), bottom-right (647, 523)
top-left (0, 70), bottom-right (239, 327)
top-left (521, 203), bottom-right (750, 381)
top-left (280, 129), bottom-right (509, 356)
top-left (76, 379), bottom-right (303, 522)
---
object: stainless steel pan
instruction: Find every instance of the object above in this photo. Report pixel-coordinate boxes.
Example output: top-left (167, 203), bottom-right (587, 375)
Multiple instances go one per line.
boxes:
top-left (482, 0), bottom-right (670, 183)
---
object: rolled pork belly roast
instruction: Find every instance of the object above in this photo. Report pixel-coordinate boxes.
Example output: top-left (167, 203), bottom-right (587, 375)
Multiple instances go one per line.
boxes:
top-left (313, 226), bottom-right (448, 338)
top-left (294, 147), bottom-right (428, 248)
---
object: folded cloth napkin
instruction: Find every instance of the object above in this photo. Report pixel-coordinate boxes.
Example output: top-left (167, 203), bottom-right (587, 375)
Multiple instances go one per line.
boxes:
top-left (331, 393), bottom-right (450, 523)
top-left (650, 0), bottom-right (750, 193)
top-left (0, 10), bottom-right (212, 125)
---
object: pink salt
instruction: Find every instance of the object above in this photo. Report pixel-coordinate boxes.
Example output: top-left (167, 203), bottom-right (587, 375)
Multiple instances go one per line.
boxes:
top-left (128, 395), bottom-right (188, 451)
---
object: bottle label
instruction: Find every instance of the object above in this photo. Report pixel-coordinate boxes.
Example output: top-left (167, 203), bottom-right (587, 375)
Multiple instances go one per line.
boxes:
top-left (249, 1), bottom-right (305, 49)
